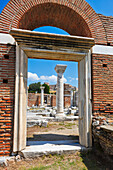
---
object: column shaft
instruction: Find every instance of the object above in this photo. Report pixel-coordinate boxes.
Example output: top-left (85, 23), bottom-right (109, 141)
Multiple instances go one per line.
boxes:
top-left (40, 86), bottom-right (45, 106)
top-left (55, 64), bottom-right (67, 117)
top-left (57, 72), bottom-right (64, 113)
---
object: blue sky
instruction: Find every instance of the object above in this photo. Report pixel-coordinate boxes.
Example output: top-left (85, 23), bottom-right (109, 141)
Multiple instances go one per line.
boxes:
top-left (0, 0), bottom-right (113, 16)
top-left (0, 0), bottom-right (113, 87)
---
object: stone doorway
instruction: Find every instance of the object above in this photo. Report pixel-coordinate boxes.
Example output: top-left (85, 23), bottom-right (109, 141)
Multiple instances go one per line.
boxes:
top-left (27, 58), bottom-right (79, 152)
top-left (9, 28), bottom-right (95, 153)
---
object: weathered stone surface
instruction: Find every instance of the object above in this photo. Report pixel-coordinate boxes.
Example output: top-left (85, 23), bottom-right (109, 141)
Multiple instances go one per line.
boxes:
top-left (93, 125), bottom-right (113, 156)
top-left (21, 143), bottom-right (91, 158)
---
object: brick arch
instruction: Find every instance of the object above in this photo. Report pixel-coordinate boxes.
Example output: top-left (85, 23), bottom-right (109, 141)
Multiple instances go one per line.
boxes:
top-left (18, 3), bottom-right (92, 38)
top-left (0, 0), bottom-right (107, 44)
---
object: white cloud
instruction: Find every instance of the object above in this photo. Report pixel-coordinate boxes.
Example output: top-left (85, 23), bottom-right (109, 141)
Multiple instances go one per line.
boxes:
top-left (68, 77), bottom-right (75, 82)
top-left (76, 78), bottom-right (78, 81)
top-left (28, 72), bottom-right (39, 81)
top-left (40, 75), bottom-right (57, 83)
top-left (28, 72), bottom-right (67, 84)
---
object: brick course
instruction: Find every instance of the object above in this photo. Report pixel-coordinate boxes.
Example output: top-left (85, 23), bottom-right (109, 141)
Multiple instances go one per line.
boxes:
top-left (92, 54), bottom-right (113, 118)
top-left (0, 0), bottom-right (107, 44)
top-left (0, 44), bottom-right (15, 156)
top-left (98, 14), bottom-right (113, 46)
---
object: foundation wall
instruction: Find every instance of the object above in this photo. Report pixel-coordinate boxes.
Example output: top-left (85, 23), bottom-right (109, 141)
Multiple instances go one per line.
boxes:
top-left (93, 126), bottom-right (113, 160)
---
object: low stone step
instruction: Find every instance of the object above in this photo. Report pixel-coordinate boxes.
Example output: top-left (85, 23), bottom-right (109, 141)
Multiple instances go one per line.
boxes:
top-left (20, 142), bottom-right (91, 158)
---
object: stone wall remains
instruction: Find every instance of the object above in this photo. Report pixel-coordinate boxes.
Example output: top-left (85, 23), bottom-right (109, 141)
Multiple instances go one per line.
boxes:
top-left (28, 93), bottom-right (40, 107)
top-left (28, 93), bottom-right (72, 108)
top-left (93, 125), bottom-right (113, 160)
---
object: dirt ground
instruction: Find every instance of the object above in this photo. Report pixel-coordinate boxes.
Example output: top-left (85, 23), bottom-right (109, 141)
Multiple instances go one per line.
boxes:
top-left (27, 120), bottom-right (79, 141)
top-left (0, 120), bottom-right (112, 170)
top-left (0, 151), bottom-right (111, 170)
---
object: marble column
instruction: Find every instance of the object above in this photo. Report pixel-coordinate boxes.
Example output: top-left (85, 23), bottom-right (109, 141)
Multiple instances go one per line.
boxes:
top-left (50, 94), bottom-right (51, 107)
top-left (70, 88), bottom-right (73, 107)
top-left (55, 64), bottom-right (67, 117)
top-left (55, 86), bottom-right (57, 107)
top-left (40, 86), bottom-right (45, 106)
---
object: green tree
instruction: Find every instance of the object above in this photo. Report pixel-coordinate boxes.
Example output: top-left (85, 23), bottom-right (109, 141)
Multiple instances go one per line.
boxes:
top-left (42, 83), bottom-right (50, 94)
top-left (28, 82), bottom-right (50, 94)
top-left (28, 82), bottom-right (41, 93)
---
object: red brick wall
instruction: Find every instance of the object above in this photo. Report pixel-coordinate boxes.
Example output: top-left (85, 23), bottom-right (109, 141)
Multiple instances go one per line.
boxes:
top-left (51, 95), bottom-right (71, 107)
top-left (38, 96), bottom-right (41, 106)
top-left (28, 93), bottom-right (39, 107)
top-left (51, 96), bottom-right (56, 107)
top-left (92, 54), bottom-right (113, 118)
top-left (28, 94), bottom-right (71, 108)
top-left (92, 54), bottom-right (113, 157)
top-left (64, 96), bottom-right (71, 108)
top-left (0, 0), bottom-right (107, 44)
top-left (98, 14), bottom-right (113, 46)
top-left (0, 44), bottom-right (15, 156)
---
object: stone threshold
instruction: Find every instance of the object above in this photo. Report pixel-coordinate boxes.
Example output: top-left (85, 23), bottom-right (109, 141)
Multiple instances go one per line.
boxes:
top-left (20, 140), bottom-right (91, 158)
top-left (0, 141), bottom-right (91, 166)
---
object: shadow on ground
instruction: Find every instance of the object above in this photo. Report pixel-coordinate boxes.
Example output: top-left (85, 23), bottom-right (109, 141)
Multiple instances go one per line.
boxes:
top-left (80, 151), bottom-right (113, 170)
top-left (27, 133), bottom-right (79, 141)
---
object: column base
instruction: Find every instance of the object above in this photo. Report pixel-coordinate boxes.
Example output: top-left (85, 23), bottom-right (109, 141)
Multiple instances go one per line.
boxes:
top-left (55, 112), bottom-right (66, 118)
top-left (39, 105), bottom-right (44, 108)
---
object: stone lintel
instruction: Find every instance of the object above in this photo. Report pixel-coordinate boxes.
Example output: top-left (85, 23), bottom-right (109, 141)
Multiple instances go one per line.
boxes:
top-left (9, 28), bottom-right (95, 53)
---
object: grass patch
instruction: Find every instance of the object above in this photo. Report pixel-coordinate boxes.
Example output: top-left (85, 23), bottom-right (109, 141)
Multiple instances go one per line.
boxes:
top-left (2, 151), bottom-right (110, 170)
top-left (59, 122), bottom-right (65, 126)
top-left (65, 123), bottom-right (75, 128)
top-left (57, 128), bottom-right (65, 130)
top-left (27, 165), bottom-right (52, 170)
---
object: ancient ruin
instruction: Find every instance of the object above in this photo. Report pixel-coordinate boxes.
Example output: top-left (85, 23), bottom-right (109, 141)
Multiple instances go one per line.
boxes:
top-left (0, 0), bottom-right (113, 164)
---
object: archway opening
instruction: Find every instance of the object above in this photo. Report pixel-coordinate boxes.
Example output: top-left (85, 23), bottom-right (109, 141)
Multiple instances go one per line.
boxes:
top-left (33, 26), bottom-right (70, 35)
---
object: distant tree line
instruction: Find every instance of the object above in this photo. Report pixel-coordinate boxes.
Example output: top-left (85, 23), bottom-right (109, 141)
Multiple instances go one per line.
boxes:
top-left (28, 82), bottom-right (50, 94)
